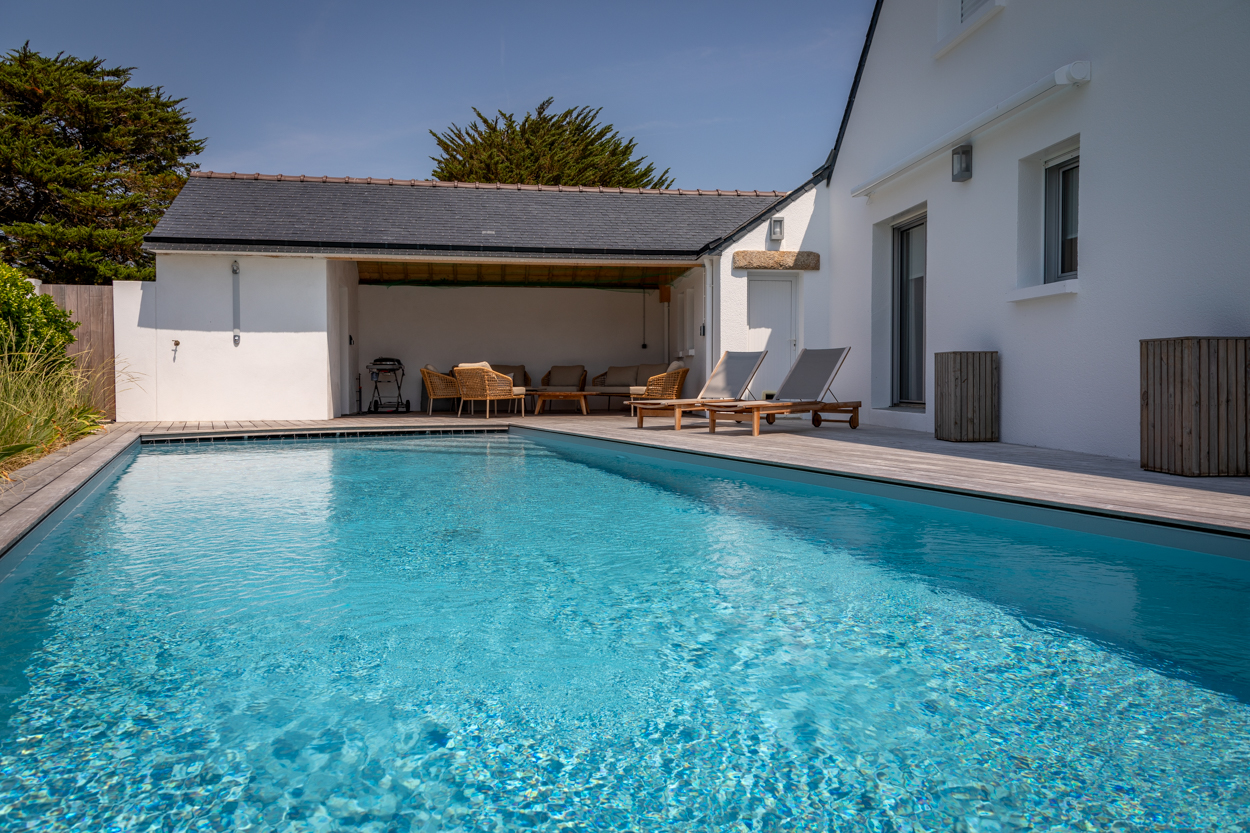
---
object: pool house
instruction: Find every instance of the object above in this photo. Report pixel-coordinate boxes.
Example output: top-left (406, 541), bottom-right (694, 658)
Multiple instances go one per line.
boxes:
top-left (121, 173), bottom-right (785, 422)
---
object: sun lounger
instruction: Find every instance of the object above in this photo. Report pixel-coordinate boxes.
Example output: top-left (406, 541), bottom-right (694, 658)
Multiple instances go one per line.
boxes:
top-left (632, 350), bottom-right (766, 429)
top-left (705, 347), bottom-right (860, 436)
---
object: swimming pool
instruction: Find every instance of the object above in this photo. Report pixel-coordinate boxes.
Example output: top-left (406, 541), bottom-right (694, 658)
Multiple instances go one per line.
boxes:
top-left (0, 434), bottom-right (1246, 831)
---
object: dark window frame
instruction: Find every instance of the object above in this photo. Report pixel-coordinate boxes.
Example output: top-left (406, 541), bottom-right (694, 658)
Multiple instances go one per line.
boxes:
top-left (893, 216), bottom-right (927, 407)
top-left (1044, 154), bottom-right (1080, 283)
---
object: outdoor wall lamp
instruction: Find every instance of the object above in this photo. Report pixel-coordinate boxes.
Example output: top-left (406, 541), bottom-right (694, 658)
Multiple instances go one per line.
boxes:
top-left (952, 144), bottom-right (973, 182)
top-left (769, 216), bottom-right (785, 241)
top-left (231, 260), bottom-right (241, 346)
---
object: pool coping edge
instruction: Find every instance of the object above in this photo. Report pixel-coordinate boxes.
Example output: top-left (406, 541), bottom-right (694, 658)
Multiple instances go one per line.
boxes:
top-left (512, 424), bottom-right (1250, 560)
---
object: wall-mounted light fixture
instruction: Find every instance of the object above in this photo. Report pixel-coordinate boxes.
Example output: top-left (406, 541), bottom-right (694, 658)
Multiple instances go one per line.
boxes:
top-left (769, 216), bottom-right (785, 241)
top-left (952, 144), bottom-right (973, 182)
top-left (231, 260), bottom-right (241, 346)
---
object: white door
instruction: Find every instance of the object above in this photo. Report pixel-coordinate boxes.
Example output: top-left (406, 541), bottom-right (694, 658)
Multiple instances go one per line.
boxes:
top-left (747, 278), bottom-right (795, 398)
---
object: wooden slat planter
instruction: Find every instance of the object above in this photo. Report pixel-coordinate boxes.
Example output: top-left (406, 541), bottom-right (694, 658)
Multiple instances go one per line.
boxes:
top-left (43, 284), bottom-right (116, 420)
top-left (1140, 337), bottom-right (1249, 476)
top-left (934, 351), bottom-right (999, 442)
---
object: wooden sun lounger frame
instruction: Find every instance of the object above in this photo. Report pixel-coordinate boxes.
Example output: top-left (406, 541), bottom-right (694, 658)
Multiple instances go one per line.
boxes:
top-left (631, 351), bottom-right (768, 430)
top-left (707, 399), bottom-right (862, 436)
top-left (634, 398), bottom-right (737, 430)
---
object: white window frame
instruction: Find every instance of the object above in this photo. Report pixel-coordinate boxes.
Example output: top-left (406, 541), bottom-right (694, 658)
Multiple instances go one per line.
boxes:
top-left (1044, 149), bottom-right (1080, 284)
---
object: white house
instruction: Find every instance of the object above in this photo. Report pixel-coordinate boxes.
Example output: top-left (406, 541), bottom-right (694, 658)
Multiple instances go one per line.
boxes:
top-left (122, 0), bottom-right (1250, 461)
top-left (696, 0), bottom-right (1250, 460)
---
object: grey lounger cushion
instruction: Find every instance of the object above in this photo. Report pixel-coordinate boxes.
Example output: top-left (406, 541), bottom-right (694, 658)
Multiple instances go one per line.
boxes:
top-left (774, 347), bottom-right (851, 402)
top-left (698, 351), bottom-right (768, 400)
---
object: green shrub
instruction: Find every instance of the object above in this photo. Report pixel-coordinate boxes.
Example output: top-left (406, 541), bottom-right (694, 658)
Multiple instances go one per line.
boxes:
top-left (0, 263), bottom-right (77, 357)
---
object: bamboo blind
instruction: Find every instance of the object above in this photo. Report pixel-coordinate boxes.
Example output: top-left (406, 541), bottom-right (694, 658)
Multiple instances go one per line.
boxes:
top-left (1140, 337), bottom-right (1249, 476)
top-left (934, 351), bottom-right (999, 442)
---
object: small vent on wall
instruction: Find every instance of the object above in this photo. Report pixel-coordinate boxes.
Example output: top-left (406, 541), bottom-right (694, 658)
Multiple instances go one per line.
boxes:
top-left (961, 0), bottom-right (991, 23)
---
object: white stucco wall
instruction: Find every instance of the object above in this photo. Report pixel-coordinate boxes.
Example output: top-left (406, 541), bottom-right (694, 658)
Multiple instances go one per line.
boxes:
top-left (356, 284), bottom-right (668, 406)
top-left (668, 267), bottom-right (708, 396)
top-left (711, 186), bottom-right (841, 396)
top-left (814, 0), bottom-right (1250, 458)
top-left (114, 255), bottom-right (335, 421)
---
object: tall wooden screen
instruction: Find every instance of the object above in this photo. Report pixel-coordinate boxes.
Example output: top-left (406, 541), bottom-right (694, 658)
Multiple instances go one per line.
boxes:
top-left (1140, 337), bottom-right (1249, 476)
top-left (43, 284), bottom-right (116, 420)
top-left (934, 351), bottom-right (999, 442)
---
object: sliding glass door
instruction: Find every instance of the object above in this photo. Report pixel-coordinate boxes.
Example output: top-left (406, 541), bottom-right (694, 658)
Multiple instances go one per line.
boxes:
top-left (895, 218), bottom-right (926, 406)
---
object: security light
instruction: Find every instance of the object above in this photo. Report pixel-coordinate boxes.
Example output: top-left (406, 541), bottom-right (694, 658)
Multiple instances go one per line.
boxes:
top-left (770, 217), bottom-right (785, 241)
top-left (952, 144), bottom-right (973, 182)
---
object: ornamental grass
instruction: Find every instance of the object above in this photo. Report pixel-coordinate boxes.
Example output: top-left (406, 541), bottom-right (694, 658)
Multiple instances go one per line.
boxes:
top-left (0, 324), bottom-right (105, 479)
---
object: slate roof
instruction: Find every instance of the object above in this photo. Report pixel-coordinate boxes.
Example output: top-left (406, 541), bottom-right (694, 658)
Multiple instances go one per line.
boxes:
top-left (145, 172), bottom-right (788, 262)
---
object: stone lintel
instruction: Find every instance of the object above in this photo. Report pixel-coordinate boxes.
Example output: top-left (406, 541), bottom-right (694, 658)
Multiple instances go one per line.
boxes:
top-left (732, 250), bottom-right (820, 271)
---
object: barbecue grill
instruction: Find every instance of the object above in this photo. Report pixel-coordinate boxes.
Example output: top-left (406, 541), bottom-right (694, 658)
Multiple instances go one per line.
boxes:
top-left (366, 357), bottom-right (409, 413)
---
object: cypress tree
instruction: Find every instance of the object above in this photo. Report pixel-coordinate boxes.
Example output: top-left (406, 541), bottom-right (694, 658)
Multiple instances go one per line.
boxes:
top-left (430, 98), bottom-right (674, 189)
top-left (0, 44), bottom-right (205, 284)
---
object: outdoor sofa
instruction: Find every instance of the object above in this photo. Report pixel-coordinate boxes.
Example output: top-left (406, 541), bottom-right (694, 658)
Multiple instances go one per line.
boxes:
top-left (590, 362), bottom-right (688, 408)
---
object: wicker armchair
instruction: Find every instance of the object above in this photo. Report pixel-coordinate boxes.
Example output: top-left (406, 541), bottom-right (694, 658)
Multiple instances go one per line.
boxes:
top-left (628, 368), bottom-right (689, 415)
top-left (420, 367), bottom-right (460, 416)
top-left (639, 367), bottom-right (689, 400)
top-left (453, 367), bottom-right (525, 418)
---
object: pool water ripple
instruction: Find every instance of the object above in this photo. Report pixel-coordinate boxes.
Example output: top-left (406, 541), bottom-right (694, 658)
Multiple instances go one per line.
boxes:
top-left (0, 435), bottom-right (1247, 831)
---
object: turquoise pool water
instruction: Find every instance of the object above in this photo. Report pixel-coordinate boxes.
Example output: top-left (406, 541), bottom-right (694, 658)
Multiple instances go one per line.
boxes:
top-left (0, 434), bottom-right (1247, 832)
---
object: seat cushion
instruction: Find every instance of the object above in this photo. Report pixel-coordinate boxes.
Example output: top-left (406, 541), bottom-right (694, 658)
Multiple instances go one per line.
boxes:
top-left (629, 386), bottom-right (648, 395)
top-left (594, 386), bottom-right (635, 394)
top-left (547, 365), bottom-right (584, 387)
top-left (512, 386), bottom-right (525, 395)
top-left (457, 361), bottom-right (492, 369)
top-left (637, 363), bottom-right (670, 384)
top-left (604, 365), bottom-right (638, 386)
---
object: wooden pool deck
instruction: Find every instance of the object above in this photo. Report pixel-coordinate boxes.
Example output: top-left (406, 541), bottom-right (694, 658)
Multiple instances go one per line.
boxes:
top-left (2, 411), bottom-right (1248, 564)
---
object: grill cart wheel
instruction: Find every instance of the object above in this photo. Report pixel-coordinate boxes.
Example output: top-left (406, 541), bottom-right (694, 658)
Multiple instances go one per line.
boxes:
top-left (766, 414), bottom-right (776, 425)
top-left (404, 400), bottom-right (411, 413)
top-left (812, 412), bottom-right (822, 427)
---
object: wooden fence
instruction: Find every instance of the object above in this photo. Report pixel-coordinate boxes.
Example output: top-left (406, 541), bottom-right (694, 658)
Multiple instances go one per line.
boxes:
top-left (1141, 337), bottom-right (1248, 476)
top-left (43, 284), bottom-right (115, 420)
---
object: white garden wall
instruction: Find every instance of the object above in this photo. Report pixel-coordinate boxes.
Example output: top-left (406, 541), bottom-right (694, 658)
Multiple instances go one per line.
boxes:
top-left (115, 254), bottom-right (335, 421)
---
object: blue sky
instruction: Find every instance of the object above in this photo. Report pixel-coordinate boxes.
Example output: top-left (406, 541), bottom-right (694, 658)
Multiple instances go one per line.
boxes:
top-left (3, 0), bottom-right (875, 191)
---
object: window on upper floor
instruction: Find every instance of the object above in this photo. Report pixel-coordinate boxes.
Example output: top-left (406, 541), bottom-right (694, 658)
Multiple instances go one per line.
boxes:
top-left (961, 0), bottom-right (992, 23)
top-left (1044, 153), bottom-right (1080, 283)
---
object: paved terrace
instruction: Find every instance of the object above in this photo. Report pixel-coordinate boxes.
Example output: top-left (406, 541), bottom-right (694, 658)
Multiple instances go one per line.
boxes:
top-left (2, 413), bottom-right (1249, 565)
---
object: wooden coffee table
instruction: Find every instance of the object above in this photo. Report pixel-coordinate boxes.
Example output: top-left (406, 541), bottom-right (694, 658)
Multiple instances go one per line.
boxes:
top-left (532, 390), bottom-right (593, 415)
